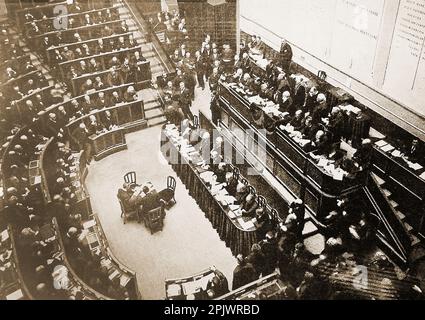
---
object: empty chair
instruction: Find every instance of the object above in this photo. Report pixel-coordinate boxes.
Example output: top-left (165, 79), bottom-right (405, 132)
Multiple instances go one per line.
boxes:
top-left (193, 114), bottom-right (199, 128)
top-left (124, 171), bottom-right (137, 186)
top-left (144, 206), bottom-right (165, 234)
top-left (167, 176), bottom-right (176, 200)
top-left (317, 70), bottom-right (327, 81)
top-left (248, 185), bottom-right (256, 196)
top-left (232, 166), bottom-right (240, 180)
top-left (240, 178), bottom-right (249, 186)
top-left (270, 208), bottom-right (279, 224)
top-left (118, 196), bottom-right (139, 224)
top-left (257, 195), bottom-right (267, 208)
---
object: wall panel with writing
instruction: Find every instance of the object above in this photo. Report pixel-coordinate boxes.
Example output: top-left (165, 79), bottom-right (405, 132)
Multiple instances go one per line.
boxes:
top-left (383, 0), bottom-right (425, 117)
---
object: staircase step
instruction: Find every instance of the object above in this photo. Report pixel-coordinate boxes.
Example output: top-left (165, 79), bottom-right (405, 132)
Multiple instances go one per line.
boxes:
top-left (148, 116), bottom-right (167, 127)
top-left (404, 223), bottom-right (413, 232)
top-left (389, 200), bottom-right (399, 209)
top-left (145, 107), bottom-right (164, 120)
top-left (382, 189), bottom-right (392, 197)
top-left (395, 211), bottom-right (406, 221)
top-left (144, 102), bottom-right (161, 111)
top-left (372, 173), bottom-right (386, 186)
top-left (411, 235), bottom-right (421, 246)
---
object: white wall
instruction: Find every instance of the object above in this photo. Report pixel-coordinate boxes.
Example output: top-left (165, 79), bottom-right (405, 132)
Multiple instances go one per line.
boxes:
top-left (240, 0), bottom-right (425, 140)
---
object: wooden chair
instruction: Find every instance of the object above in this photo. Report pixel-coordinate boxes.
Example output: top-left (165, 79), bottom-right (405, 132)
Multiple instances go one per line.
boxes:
top-left (124, 171), bottom-right (137, 186)
top-left (248, 185), bottom-right (257, 196)
top-left (144, 206), bottom-right (164, 234)
top-left (257, 195), bottom-right (267, 208)
top-left (270, 208), bottom-right (279, 224)
top-left (317, 70), bottom-right (327, 81)
top-left (240, 178), bottom-right (249, 186)
top-left (232, 166), bottom-right (240, 180)
top-left (118, 197), bottom-right (138, 224)
top-left (193, 115), bottom-right (199, 128)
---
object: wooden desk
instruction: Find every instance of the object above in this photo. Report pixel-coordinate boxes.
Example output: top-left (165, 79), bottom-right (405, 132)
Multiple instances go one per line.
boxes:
top-left (71, 60), bottom-right (151, 95)
top-left (0, 227), bottom-right (32, 300)
top-left (59, 45), bottom-right (144, 85)
top-left (66, 99), bottom-right (146, 149)
top-left (161, 126), bottom-right (259, 256)
top-left (83, 214), bottom-right (141, 299)
top-left (89, 127), bottom-right (127, 161)
top-left (372, 146), bottom-right (425, 237)
top-left (46, 32), bottom-right (133, 64)
top-left (165, 267), bottom-right (220, 300)
top-left (29, 20), bottom-right (125, 50)
top-left (218, 82), bottom-right (365, 217)
top-left (23, 5), bottom-right (120, 34)
top-left (216, 272), bottom-right (286, 300)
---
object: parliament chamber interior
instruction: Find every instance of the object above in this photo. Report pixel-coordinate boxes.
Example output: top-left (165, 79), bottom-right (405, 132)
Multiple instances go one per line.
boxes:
top-left (0, 0), bottom-right (425, 301)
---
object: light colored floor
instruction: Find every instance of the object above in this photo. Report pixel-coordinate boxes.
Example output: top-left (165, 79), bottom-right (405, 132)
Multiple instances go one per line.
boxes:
top-left (85, 125), bottom-right (237, 300)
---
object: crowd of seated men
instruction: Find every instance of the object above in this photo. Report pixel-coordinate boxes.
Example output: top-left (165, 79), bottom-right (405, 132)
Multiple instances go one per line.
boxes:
top-left (47, 140), bottom-right (130, 299)
top-left (0, 2), bottom-right (147, 298)
top-left (63, 49), bottom-right (146, 92)
top-left (24, 6), bottom-right (119, 36)
top-left (165, 115), bottom-right (414, 298)
top-left (2, 126), bottom-right (130, 299)
top-left (216, 37), bottom-right (373, 179)
top-left (0, 25), bottom-right (54, 141)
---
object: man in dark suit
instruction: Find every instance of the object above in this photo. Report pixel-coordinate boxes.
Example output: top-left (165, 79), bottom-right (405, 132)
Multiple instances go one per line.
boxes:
top-left (280, 39), bottom-right (293, 71)
top-left (403, 139), bottom-right (424, 163)
top-left (117, 183), bottom-right (141, 223)
top-left (328, 107), bottom-right (345, 142)
top-left (107, 69), bottom-right (124, 87)
top-left (178, 81), bottom-right (193, 120)
top-left (241, 194), bottom-right (258, 218)
top-left (232, 255), bottom-right (257, 290)
top-left (195, 51), bottom-right (205, 90)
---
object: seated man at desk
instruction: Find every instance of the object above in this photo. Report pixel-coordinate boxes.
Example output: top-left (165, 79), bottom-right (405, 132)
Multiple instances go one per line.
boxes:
top-left (402, 139), bottom-right (424, 164)
top-left (241, 194), bottom-right (258, 218)
top-left (117, 183), bottom-right (144, 223)
top-left (352, 138), bottom-right (373, 171)
top-left (206, 272), bottom-right (229, 298)
top-left (235, 183), bottom-right (250, 205)
top-left (225, 172), bottom-right (238, 196)
top-left (214, 162), bottom-right (228, 184)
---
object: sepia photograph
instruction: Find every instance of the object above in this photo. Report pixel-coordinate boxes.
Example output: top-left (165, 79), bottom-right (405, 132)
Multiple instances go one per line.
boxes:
top-left (0, 0), bottom-right (424, 306)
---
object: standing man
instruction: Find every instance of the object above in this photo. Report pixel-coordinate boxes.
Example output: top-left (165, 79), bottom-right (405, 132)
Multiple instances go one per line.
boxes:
top-left (178, 82), bottom-right (193, 120)
top-left (195, 51), bottom-right (205, 90)
top-left (287, 199), bottom-right (305, 241)
top-left (280, 39), bottom-right (293, 72)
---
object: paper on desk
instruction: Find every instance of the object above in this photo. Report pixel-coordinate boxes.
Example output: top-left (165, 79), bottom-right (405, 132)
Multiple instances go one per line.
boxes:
top-left (237, 218), bottom-right (255, 230)
top-left (381, 144), bottom-right (395, 152)
top-left (409, 163), bottom-right (423, 171)
top-left (83, 220), bottom-right (96, 230)
top-left (420, 172), bottom-right (425, 180)
top-left (227, 211), bottom-right (237, 219)
top-left (333, 170), bottom-right (344, 181)
top-left (120, 274), bottom-right (131, 287)
top-left (375, 140), bottom-right (387, 147)
top-left (109, 269), bottom-right (120, 281)
top-left (33, 175), bottom-right (42, 184)
top-left (229, 204), bottom-right (240, 211)
top-left (391, 150), bottom-right (402, 157)
top-left (167, 284), bottom-right (182, 297)
top-left (1, 229), bottom-right (9, 242)
top-left (317, 158), bottom-right (328, 167)
top-left (6, 289), bottom-right (24, 300)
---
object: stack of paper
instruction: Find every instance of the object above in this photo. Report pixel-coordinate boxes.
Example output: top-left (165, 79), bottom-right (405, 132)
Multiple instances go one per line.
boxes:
top-left (375, 140), bottom-right (387, 147)
top-left (167, 284), bottom-right (182, 297)
top-left (381, 144), bottom-right (395, 152)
